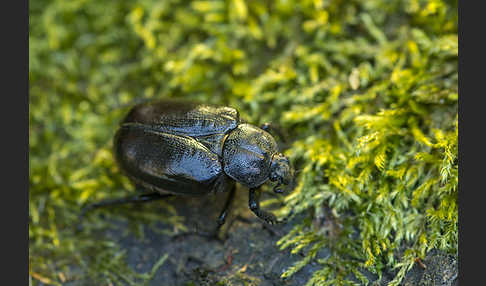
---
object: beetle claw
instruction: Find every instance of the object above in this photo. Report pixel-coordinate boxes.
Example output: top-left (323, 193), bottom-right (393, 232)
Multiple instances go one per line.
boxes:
top-left (264, 213), bottom-right (279, 225)
top-left (273, 182), bottom-right (284, 194)
top-left (277, 209), bottom-right (295, 224)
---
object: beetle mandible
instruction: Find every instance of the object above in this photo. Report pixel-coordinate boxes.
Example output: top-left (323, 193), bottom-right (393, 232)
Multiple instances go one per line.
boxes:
top-left (81, 99), bottom-right (294, 233)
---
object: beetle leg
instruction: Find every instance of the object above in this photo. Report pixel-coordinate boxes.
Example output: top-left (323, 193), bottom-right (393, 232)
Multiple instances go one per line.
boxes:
top-left (273, 179), bottom-right (284, 194)
top-left (248, 188), bottom-right (279, 225)
top-left (77, 192), bottom-right (172, 231)
top-left (171, 186), bottom-right (236, 242)
top-left (216, 185), bottom-right (236, 228)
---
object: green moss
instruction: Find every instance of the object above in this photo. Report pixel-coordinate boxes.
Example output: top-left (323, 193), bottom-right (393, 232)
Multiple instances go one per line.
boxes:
top-left (30, 0), bottom-right (457, 285)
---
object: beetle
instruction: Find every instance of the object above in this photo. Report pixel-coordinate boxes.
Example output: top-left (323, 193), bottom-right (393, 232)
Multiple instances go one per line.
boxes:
top-left (80, 99), bottom-right (294, 235)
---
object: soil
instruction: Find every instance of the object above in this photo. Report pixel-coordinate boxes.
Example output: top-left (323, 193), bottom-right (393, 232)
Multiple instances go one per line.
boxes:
top-left (68, 189), bottom-right (458, 286)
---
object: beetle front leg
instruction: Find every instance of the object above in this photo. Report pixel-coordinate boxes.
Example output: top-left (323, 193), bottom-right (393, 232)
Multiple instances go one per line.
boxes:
top-left (248, 188), bottom-right (279, 225)
top-left (272, 179), bottom-right (284, 194)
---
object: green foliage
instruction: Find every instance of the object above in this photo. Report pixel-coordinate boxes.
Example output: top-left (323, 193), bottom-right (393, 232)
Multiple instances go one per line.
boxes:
top-left (30, 0), bottom-right (457, 285)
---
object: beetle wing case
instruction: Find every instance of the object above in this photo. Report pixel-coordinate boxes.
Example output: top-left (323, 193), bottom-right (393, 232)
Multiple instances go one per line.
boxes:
top-left (222, 124), bottom-right (278, 188)
top-left (122, 99), bottom-right (240, 156)
top-left (114, 99), bottom-right (242, 195)
top-left (114, 123), bottom-right (226, 195)
top-left (123, 100), bottom-right (239, 136)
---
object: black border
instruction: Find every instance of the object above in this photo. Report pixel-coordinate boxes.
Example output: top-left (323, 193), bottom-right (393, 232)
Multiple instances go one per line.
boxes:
top-left (458, 0), bottom-right (474, 285)
top-left (4, 0), bottom-right (29, 284)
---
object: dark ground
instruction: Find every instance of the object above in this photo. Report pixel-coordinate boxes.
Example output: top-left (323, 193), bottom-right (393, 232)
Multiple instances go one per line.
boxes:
top-left (58, 188), bottom-right (458, 286)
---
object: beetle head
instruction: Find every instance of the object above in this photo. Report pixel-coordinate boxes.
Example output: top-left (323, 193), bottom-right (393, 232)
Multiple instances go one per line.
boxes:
top-left (269, 153), bottom-right (294, 193)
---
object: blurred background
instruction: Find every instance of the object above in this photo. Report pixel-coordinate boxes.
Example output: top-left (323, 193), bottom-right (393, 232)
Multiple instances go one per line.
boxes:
top-left (30, 0), bottom-right (458, 285)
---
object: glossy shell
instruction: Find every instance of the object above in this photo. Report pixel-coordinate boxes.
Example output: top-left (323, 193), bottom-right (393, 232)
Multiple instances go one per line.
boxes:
top-left (114, 99), bottom-right (278, 195)
top-left (123, 100), bottom-right (239, 156)
top-left (222, 123), bottom-right (278, 188)
top-left (114, 100), bottom-right (239, 195)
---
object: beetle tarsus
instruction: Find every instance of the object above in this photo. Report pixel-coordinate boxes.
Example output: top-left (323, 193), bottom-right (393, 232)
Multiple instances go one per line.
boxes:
top-left (278, 208), bottom-right (295, 224)
top-left (256, 210), bottom-right (279, 225)
top-left (249, 188), bottom-right (281, 225)
top-left (272, 181), bottom-right (284, 193)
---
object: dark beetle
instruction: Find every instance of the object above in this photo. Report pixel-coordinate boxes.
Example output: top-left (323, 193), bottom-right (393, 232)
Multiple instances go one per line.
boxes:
top-left (81, 99), bottom-right (293, 232)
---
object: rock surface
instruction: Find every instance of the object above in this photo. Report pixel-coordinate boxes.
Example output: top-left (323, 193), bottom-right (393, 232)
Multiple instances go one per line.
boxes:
top-left (401, 249), bottom-right (458, 286)
top-left (71, 189), bottom-right (458, 286)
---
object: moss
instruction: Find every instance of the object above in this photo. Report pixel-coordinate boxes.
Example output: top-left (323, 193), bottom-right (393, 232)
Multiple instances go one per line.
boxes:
top-left (30, 0), bottom-right (457, 285)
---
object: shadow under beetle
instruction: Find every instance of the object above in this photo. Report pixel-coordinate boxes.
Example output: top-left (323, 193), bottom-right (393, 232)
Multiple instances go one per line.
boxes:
top-left (80, 99), bottom-right (294, 237)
